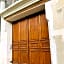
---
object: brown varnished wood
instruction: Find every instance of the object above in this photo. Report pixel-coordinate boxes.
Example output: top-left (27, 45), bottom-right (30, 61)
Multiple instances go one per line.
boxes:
top-left (20, 19), bottom-right (28, 40)
top-left (40, 14), bottom-right (49, 39)
top-left (39, 13), bottom-right (51, 64)
top-left (29, 15), bottom-right (39, 40)
top-left (12, 22), bottom-right (20, 42)
top-left (28, 13), bottom-right (51, 64)
top-left (20, 19), bottom-right (29, 64)
top-left (29, 15), bottom-right (40, 64)
top-left (12, 12), bottom-right (51, 64)
top-left (12, 22), bottom-right (20, 64)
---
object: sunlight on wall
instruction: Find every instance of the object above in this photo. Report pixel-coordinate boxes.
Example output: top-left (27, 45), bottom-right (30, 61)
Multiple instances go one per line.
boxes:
top-left (54, 35), bottom-right (64, 64)
top-left (45, 1), bottom-right (57, 64)
top-left (46, 0), bottom-right (64, 64)
top-left (0, 32), bottom-right (7, 64)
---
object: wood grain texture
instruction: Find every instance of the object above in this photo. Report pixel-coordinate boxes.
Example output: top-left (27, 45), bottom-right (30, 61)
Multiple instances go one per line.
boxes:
top-left (12, 22), bottom-right (20, 64)
top-left (12, 12), bottom-right (51, 64)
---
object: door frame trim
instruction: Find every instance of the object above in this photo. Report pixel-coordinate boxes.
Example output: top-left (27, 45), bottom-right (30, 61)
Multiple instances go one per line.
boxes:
top-left (0, 0), bottom-right (40, 20)
top-left (0, 0), bottom-right (48, 22)
top-left (1, 1), bottom-right (57, 64)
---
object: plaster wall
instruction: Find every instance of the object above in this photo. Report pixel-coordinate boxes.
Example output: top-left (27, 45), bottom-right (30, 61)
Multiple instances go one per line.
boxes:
top-left (52, 2), bottom-right (64, 64)
top-left (52, 1), bottom-right (64, 30)
top-left (54, 35), bottom-right (64, 64)
top-left (0, 17), bottom-right (8, 64)
top-left (46, 0), bottom-right (64, 64)
top-left (45, 1), bottom-right (57, 64)
top-left (0, 17), bottom-right (12, 64)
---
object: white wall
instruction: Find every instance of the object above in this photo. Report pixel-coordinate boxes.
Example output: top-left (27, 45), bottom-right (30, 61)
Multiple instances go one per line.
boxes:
top-left (1, 17), bottom-right (12, 64)
top-left (52, 0), bottom-right (64, 64)
top-left (46, 0), bottom-right (64, 64)
top-left (0, 1), bottom-right (6, 64)
top-left (0, 33), bottom-right (7, 64)
top-left (5, 21), bottom-right (12, 64)
top-left (45, 1), bottom-right (57, 64)
top-left (0, 17), bottom-right (8, 64)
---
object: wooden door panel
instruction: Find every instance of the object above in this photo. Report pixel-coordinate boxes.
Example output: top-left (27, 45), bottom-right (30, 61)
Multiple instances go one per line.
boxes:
top-left (40, 14), bottom-right (49, 39)
top-left (19, 41), bottom-right (28, 64)
top-left (20, 19), bottom-right (28, 40)
top-left (19, 41), bottom-right (28, 49)
top-left (40, 40), bottom-right (50, 48)
top-left (29, 15), bottom-right (40, 64)
top-left (39, 13), bottom-right (51, 64)
top-left (40, 51), bottom-right (51, 64)
top-left (12, 22), bottom-right (20, 64)
top-left (12, 12), bottom-right (51, 64)
top-left (20, 19), bottom-right (28, 64)
top-left (20, 50), bottom-right (28, 64)
top-left (12, 22), bottom-right (20, 42)
top-left (29, 41), bottom-right (39, 49)
top-left (29, 16), bottom-right (39, 40)
top-left (30, 49), bottom-right (40, 64)
top-left (28, 13), bottom-right (51, 64)
top-left (40, 51), bottom-right (44, 64)
top-left (13, 50), bottom-right (19, 64)
top-left (44, 52), bottom-right (51, 64)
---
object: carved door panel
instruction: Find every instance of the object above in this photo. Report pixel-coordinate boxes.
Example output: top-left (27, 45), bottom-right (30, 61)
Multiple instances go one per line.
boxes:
top-left (12, 19), bottom-right (29, 64)
top-left (29, 15), bottom-right (40, 64)
top-left (20, 19), bottom-right (29, 64)
top-left (12, 12), bottom-right (51, 64)
top-left (28, 13), bottom-right (51, 64)
top-left (12, 22), bottom-right (20, 64)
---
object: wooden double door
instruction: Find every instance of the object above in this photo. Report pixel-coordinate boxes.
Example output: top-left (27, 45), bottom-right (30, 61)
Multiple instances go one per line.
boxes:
top-left (12, 12), bottom-right (51, 64)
